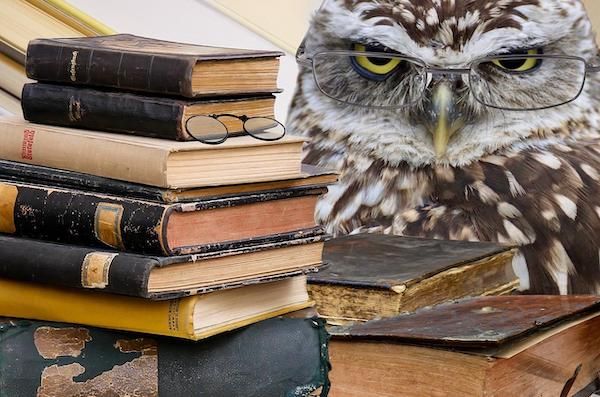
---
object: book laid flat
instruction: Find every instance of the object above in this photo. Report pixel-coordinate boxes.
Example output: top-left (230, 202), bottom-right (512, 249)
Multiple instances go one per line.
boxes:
top-left (0, 88), bottom-right (21, 116)
top-left (0, 275), bottom-right (312, 340)
top-left (309, 234), bottom-right (518, 324)
top-left (26, 34), bottom-right (283, 97)
top-left (328, 296), bottom-right (600, 397)
top-left (0, 117), bottom-right (305, 188)
top-left (0, 179), bottom-right (324, 255)
top-left (0, 234), bottom-right (325, 299)
top-left (0, 0), bottom-right (113, 64)
top-left (0, 160), bottom-right (338, 203)
top-left (22, 83), bottom-right (276, 141)
top-left (0, 53), bottom-right (32, 97)
top-left (0, 314), bottom-right (330, 396)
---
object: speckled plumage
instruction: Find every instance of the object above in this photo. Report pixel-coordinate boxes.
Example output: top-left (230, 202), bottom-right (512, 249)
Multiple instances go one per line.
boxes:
top-left (288, 0), bottom-right (600, 294)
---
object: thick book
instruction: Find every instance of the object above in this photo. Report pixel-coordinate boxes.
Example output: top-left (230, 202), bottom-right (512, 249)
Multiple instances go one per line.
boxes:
top-left (309, 234), bottom-right (518, 324)
top-left (328, 296), bottom-right (600, 397)
top-left (26, 34), bottom-right (283, 97)
top-left (0, 234), bottom-right (325, 300)
top-left (0, 275), bottom-right (312, 340)
top-left (0, 160), bottom-right (338, 203)
top-left (0, 313), bottom-right (330, 396)
top-left (0, 179), bottom-right (324, 255)
top-left (0, 117), bottom-right (305, 188)
top-left (22, 83), bottom-right (276, 141)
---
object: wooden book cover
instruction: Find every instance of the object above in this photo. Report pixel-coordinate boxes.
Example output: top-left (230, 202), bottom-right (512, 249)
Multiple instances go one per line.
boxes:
top-left (0, 117), bottom-right (305, 188)
top-left (22, 83), bottom-right (276, 141)
top-left (0, 179), bottom-right (324, 255)
top-left (309, 234), bottom-right (518, 323)
top-left (329, 296), bottom-right (600, 397)
top-left (26, 34), bottom-right (283, 98)
top-left (0, 160), bottom-right (338, 203)
top-left (0, 233), bottom-right (325, 299)
top-left (0, 275), bottom-right (313, 341)
top-left (0, 314), bottom-right (330, 396)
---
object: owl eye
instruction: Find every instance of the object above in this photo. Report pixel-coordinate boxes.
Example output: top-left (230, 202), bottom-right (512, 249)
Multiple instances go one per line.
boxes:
top-left (351, 43), bottom-right (407, 81)
top-left (490, 49), bottom-right (543, 73)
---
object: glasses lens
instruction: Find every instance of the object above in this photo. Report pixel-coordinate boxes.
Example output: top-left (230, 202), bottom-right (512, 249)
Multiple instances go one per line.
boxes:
top-left (244, 117), bottom-right (286, 141)
top-left (186, 116), bottom-right (228, 143)
top-left (470, 56), bottom-right (586, 110)
top-left (312, 52), bottom-right (426, 108)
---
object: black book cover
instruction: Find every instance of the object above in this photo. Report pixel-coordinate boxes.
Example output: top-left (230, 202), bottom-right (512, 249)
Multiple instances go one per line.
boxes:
top-left (0, 231), bottom-right (325, 300)
top-left (0, 315), bottom-right (330, 397)
top-left (22, 83), bottom-right (275, 141)
top-left (0, 179), bottom-right (325, 256)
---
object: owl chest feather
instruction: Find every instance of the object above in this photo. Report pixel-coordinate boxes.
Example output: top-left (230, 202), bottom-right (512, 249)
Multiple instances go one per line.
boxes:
top-left (307, 138), bottom-right (600, 294)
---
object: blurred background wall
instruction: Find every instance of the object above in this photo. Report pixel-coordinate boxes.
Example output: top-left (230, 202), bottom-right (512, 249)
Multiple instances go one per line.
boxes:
top-left (6, 0), bottom-right (600, 120)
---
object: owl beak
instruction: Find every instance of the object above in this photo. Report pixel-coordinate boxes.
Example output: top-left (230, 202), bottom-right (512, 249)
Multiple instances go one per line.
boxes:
top-left (425, 81), bottom-right (465, 158)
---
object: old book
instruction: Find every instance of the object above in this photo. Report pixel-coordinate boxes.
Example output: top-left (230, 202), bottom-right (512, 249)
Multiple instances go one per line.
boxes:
top-left (0, 88), bottom-right (21, 115)
top-left (0, 0), bottom-right (113, 64)
top-left (0, 179), bottom-right (324, 255)
top-left (0, 117), bottom-right (305, 188)
top-left (26, 34), bottom-right (283, 97)
top-left (22, 83), bottom-right (276, 141)
top-left (0, 234), bottom-right (324, 299)
top-left (328, 296), bottom-right (600, 397)
top-left (309, 234), bottom-right (518, 324)
top-left (0, 53), bottom-right (32, 97)
top-left (0, 313), bottom-right (330, 396)
top-left (0, 275), bottom-right (312, 340)
top-left (0, 160), bottom-right (337, 203)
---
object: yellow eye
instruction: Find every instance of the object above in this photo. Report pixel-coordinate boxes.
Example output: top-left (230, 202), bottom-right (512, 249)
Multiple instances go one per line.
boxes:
top-left (491, 49), bottom-right (543, 72)
top-left (351, 43), bottom-right (405, 80)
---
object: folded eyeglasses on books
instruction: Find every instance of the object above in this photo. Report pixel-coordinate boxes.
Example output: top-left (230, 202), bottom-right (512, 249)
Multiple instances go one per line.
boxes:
top-left (185, 114), bottom-right (286, 144)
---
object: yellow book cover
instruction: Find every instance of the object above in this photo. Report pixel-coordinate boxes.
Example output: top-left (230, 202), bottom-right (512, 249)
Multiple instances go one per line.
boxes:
top-left (0, 276), bottom-right (311, 340)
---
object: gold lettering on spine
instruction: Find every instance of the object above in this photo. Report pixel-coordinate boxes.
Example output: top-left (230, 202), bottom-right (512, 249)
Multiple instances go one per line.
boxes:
top-left (81, 252), bottom-right (118, 289)
top-left (94, 203), bottom-right (125, 250)
top-left (0, 184), bottom-right (17, 233)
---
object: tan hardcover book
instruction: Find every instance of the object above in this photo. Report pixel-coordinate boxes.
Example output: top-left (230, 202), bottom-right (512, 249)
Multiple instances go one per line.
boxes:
top-left (309, 235), bottom-right (518, 324)
top-left (0, 117), bottom-right (305, 188)
top-left (0, 53), bottom-right (32, 98)
top-left (329, 296), bottom-right (600, 397)
top-left (0, 90), bottom-right (21, 116)
top-left (0, 0), bottom-right (113, 64)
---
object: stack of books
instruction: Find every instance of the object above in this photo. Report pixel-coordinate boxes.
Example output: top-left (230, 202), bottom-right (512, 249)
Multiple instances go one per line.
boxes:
top-left (0, 34), bottom-right (334, 395)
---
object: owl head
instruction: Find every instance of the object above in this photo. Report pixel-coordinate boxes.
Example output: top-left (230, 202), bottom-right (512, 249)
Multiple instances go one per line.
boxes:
top-left (292, 0), bottom-right (600, 167)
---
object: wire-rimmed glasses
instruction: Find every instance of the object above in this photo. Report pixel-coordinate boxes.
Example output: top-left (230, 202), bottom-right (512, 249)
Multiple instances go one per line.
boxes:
top-left (185, 114), bottom-right (286, 144)
top-left (297, 50), bottom-right (600, 111)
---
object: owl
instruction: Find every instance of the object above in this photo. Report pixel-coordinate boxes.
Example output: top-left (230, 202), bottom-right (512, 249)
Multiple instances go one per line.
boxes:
top-left (288, 0), bottom-right (600, 295)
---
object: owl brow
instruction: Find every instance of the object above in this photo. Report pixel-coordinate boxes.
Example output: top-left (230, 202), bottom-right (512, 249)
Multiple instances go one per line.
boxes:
top-left (354, 38), bottom-right (403, 54)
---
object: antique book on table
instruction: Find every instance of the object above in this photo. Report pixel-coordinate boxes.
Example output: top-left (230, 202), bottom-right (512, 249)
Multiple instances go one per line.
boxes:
top-left (309, 234), bottom-right (518, 324)
top-left (0, 313), bottom-right (330, 396)
top-left (0, 160), bottom-right (338, 203)
top-left (0, 275), bottom-right (312, 340)
top-left (0, 234), bottom-right (325, 299)
top-left (22, 83), bottom-right (276, 141)
top-left (0, 179), bottom-right (324, 255)
top-left (0, 117), bottom-right (305, 188)
top-left (328, 296), bottom-right (600, 397)
top-left (26, 34), bottom-right (283, 97)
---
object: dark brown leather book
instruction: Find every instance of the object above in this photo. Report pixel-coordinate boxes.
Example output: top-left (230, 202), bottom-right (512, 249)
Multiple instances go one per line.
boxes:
top-left (309, 234), bottom-right (518, 324)
top-left (26, 34), bottom-right (283, 97)
top-left (22, 83), bottom-right (275, 141)
top-left (0, 179), bottom-right (325, 255)
top-left (328, 296), bottom-right (600, 397)
top-left (0, 314), bottom-right (330, 397)
top-left (0, 233), bottom-right (325, 299)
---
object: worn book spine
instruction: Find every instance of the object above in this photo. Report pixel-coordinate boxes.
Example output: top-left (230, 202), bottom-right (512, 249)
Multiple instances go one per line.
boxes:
top-left (0, 117), bottom-right (171, 187)
top-left (26, 40), bottom-right (197, 97)
top-left (0, 316), bottom-right (331, 397)
top-left (22, 83), bottom-right (190, 140)
top-left (0, 180), bottom-right (171, 255)
top-left (0, 234), bottom-right (325, 300)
